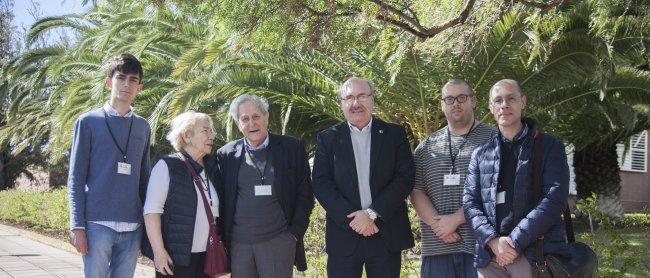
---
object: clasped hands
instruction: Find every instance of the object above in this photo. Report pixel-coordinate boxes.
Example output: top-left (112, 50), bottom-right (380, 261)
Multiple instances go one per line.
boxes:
top-left (488, 236), bottom-right (518, 267)
top-left (429, 214), bottom-right (462, 244)
top-left (347, 210), bottom-right (378, 236)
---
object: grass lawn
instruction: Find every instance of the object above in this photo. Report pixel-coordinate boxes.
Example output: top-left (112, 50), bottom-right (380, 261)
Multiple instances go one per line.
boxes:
top-left (621, 228), bottom-right (650, 277)
top-left (579, 227), bottom-right (650, 277)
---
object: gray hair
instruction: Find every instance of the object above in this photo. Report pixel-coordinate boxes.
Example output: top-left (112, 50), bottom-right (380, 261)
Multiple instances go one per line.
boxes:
top-left (166, 111), bottom-right (214, 151)
top-left (338, 77), bottom-right (375, 99)
top-left (489, 79), bottom-right (523, 98)
top-left (229, 93), bottom-right (269, 121)
top-left (442, 78), bottom-right (473, 95)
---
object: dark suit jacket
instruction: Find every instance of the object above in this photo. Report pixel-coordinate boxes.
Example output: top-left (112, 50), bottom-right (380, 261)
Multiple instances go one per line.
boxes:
top-left (312, 117), bottom-right (415, 256)
top-left (215, 133), bottom-right (314, 271)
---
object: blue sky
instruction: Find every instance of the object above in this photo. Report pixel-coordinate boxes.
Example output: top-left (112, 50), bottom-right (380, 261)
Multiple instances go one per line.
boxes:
top-left (13, 0), bottom-right (89, 30)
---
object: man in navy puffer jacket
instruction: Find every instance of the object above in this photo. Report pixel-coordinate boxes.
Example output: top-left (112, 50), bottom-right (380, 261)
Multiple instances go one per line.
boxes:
top-left (463, 79), bottom-right (571, 278)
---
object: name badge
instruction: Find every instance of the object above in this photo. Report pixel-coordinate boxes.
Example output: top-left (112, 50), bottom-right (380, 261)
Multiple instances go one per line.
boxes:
top-left (443, 174), bottom-right (461, 186)
top-left (254, 185), bottom-right (272, 196)
top-left (496, 191), bottom-right (506, 204)
top-left (117, 162), bottom-right (131, 175)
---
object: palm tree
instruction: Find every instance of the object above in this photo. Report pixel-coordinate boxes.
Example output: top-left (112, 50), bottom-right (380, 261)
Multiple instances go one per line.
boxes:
top-left (523, 1), bottom-right (650, 218)
top-left (2, 0), bottom-right (649, 220)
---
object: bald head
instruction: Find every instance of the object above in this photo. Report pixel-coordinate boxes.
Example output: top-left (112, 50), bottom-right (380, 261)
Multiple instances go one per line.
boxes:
top-left (489, 79), bottom-right (522, 99)
top-left (442, 78), bottom-right (473, 96)
top-left (339, 77), bottom-right (374, 99)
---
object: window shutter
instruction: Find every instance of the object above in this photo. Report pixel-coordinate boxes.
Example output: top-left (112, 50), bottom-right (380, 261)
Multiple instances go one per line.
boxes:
top-left (617, 131), bottom-right (648, 173)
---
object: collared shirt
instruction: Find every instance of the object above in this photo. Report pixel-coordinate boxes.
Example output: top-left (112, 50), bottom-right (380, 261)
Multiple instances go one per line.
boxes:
top-left (500, 123), bottom-right (529, 144)
top-left (103, 102), bottom-right (134, 117)
top-left (348, 119), bottom-right (373, 209)
top-left (244, 132), bottom-right (270, 151)
top-left (87, 102), bottom-right (139, 232)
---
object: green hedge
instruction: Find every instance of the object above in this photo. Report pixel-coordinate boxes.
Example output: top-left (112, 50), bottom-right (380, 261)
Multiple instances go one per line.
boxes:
top-left (0, 188), bottom-right (420, 276)
top-left (618, 211), bottom-right (650, 228)
top-left (0, 188), bottom-right (69, 231)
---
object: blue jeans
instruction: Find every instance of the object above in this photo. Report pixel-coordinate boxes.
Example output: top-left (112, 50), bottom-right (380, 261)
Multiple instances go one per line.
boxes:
top-left (83, 222), bottom-right (142, 278)
top-left (421, 253), bottom-right (478, 278)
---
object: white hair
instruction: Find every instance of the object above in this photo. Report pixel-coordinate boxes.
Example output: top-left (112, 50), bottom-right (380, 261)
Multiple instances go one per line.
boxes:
top-left (229, 93), bottom-right (269, 121)
top-left (166, 111), bottom-right (214, 151)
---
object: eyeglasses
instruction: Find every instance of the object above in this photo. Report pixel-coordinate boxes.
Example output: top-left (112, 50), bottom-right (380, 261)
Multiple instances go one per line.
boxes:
top-left (341, 93), bottom-right (373, 103)
top-left (442, 94), bottom-right (473, 105)
top-left (490, 96), bottom-right (521, 106)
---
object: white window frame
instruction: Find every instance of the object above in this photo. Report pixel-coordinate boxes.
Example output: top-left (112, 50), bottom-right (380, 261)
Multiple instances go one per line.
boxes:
top-left (617, 130), bottom-right (648, 173)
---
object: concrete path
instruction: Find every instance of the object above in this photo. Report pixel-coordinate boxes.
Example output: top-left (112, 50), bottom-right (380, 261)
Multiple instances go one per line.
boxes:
top-left (0, 224), bottom-right (154, 277)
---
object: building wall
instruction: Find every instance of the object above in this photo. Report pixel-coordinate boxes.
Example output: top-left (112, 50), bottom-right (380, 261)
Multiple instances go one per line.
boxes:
top-left (620, 145), bottom-right (650, 212)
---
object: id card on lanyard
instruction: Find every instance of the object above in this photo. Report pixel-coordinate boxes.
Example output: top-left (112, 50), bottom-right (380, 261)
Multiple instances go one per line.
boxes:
top-left (104, 110), bottom-right (134, 175)
top-left (443, 174), bottom-right (461, 186)
top-left (446, 121), bottom-right (476, 184)
top-left (247, 147), bottom-right (273, 196)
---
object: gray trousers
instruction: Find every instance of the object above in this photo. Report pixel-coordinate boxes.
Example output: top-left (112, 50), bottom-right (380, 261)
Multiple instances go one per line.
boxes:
top-left (477, 255), bottom-right (532, 278)
top-left (231, 231), bottom-right (297, 278)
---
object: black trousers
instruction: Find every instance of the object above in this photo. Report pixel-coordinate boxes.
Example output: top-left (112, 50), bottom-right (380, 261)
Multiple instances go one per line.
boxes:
top-left (156, 252), bottom-right (206, 278)
top-left (327, 235), bottom-right (401, 278)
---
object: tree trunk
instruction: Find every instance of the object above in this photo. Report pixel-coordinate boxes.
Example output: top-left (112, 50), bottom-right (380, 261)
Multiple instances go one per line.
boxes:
top-left (0, 150), bottom-right (6, 190)
top-left (48, 160), bottom-right (68, 189)
top-left (573, 142), bottom-right (624, 218)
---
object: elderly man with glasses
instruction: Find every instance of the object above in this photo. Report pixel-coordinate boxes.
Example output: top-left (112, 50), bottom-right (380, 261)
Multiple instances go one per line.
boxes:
top-left (216, 93), bottom-right (314, 278)
top-left (411, 79), bottom-right (497, 278)
top-left (312, 77), bottom-right (415, 278)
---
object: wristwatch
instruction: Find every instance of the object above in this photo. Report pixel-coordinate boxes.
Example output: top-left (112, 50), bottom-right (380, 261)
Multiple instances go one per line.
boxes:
top-left (366, 208), bottom-right (378, 221)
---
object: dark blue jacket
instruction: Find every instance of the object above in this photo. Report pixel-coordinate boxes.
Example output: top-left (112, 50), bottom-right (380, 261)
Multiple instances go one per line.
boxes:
top-left (142, 152), bottom-right (224, 267)
top-left (463, 119), bottom-right (571, 268)
top-left (215, 133), bottom-right (314, 271)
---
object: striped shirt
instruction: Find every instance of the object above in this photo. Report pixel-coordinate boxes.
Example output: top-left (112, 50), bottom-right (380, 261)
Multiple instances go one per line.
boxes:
top-left (413, 122), bottom-right (497, 256)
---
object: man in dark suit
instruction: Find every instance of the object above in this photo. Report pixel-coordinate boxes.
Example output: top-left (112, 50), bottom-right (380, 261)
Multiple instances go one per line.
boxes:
top-left (312, 77), bottom-right (415, 278)
top-left (216, 93), bottom-right (314, 278)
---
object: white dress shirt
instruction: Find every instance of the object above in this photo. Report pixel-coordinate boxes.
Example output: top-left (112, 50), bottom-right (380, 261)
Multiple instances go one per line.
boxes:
top-left (349, 119), bottom-right (373, 209)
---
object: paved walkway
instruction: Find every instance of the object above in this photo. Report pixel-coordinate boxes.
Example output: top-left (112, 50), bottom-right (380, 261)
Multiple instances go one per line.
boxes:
top-left (0, 224), bottom-right (154, 277)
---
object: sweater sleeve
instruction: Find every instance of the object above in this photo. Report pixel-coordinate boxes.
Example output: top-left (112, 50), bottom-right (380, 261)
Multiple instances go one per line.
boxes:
top-left (68, 118), bottom-right (91, 230)
top-left (143, 160), bottom-right (171, 215)
top-left (139, 124), bottom-right (152, 204)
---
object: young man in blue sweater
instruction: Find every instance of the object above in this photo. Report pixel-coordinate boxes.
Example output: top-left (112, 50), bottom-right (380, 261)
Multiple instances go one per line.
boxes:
top-left (68, 53), bottom-right (151, 278)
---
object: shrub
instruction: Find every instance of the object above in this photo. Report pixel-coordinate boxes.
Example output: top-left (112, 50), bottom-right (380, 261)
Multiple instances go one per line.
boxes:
top-left (618, 210), bottom-right (650, 228)
top-left (0, 188), bottom-right (69, 231)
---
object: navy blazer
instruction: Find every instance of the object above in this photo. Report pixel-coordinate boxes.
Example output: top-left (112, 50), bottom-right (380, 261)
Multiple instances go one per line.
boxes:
top-left (312, 118), bottom-right (415, 256)
top-left (215, 133), bottom-right (314, 271)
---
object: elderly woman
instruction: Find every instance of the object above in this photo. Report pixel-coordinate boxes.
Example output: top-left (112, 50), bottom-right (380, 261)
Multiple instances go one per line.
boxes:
top-left (143, 111), bottom-right (222, 277)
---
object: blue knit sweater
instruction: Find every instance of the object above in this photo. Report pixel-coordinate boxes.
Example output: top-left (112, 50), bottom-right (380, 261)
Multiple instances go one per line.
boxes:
top-left (68, 107), bottom-right (151, 229)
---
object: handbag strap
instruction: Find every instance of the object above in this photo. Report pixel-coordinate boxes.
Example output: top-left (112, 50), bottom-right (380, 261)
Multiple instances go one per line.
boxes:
top-left (532, 131), bottom-right (576, 264)
top-left (564, 206), bottom-right (575, 243)
top-left (178, 153), bottom-right (217, 227)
